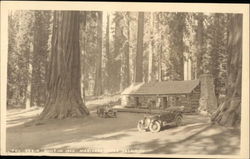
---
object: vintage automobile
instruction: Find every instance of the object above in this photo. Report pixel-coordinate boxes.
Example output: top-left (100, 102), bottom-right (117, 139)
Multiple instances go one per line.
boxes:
top-left (137, 106), bottom-right (184, 132)
top-left (97, 105), bottom-right (117, 118)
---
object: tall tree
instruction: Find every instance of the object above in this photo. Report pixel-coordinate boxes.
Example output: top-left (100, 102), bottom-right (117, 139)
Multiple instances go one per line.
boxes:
top-left (80, 11), bottom-right (87, 101)
top-left (94, 11), bottom-right (103, 96)
top-left (81, 11), bottom-right (99, 96)
top-left (211, 14), bottom-right (242, 127)
top-left (7, 11), bottom-right (18, 108)
top-left (195, 13), bottom-right (205, 78)
top-left (40, 11), bottom-right (89, 119)
top-left (155, 12), bottom-right (163, 82)
top-left (7, 11), bottom-right (35, 108)
top-left (208, 14), bottom-right (222, 99)
top-left (148, 12), bottom-right (154, 82)
top-left (105, 13), bottom-right (111, 92)
top-left (26, 42), bottom-right (33, 109)
top-left (31, 11), bottom-right (52, 107)
top-left (135, 12), bottom-right (144, 82)
top-left (110, 12), bottom-right (124, 92)
top-left (120, 12), bottom-right (131, 90)
top-left (168, 13), bottom-right (186, 80)
top-left (125, 12), bottom-right (131, 87)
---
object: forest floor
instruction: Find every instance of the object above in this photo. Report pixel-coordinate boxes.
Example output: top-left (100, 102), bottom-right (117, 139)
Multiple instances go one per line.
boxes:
top-left (6, 96), bottom-right (240, 155)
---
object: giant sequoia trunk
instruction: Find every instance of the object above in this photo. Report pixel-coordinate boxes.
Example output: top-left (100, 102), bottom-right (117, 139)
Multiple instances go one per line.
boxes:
top-left (80, 11), bottom-right (87, 102)
top-left (94, 11), bottom-right (103, 96)
top-left (211, 14), bottom-right (242, 127)
top-left (40, 11), bottom-right (89, 119)
top-left (135, 12), bottom-right (144, 82)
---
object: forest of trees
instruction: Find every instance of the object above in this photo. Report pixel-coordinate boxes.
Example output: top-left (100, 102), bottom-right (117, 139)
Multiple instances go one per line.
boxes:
top-left (7, 11), bottom-right (242, 125)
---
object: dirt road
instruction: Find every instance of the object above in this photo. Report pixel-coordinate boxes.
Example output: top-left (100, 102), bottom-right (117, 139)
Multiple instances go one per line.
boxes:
top-left (6, 108), bottom-right (240, 155)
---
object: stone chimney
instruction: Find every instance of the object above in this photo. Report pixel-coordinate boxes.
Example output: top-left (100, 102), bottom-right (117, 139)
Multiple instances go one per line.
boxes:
top-left (199, 74), bottom-right (218, 114)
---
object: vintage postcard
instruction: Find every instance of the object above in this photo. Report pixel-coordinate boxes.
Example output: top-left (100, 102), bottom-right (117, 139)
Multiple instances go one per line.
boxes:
top-left (0, 1), bottom-right (249, 158)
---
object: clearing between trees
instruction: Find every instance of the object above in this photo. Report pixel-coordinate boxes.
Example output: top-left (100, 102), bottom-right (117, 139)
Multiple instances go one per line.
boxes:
top-left (6, 96), bottom-right (240, 155)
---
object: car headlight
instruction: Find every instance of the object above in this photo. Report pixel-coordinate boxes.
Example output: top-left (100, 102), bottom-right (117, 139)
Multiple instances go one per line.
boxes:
top-left (145, 118), bottom-right (151, 125)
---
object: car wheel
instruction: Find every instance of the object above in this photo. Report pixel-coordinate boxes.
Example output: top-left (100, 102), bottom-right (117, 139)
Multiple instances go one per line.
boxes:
top-left (175, 115), bottom-right (182, 126)
top-left (137, 120), bottom-right (146, 132)
top-left (149, 121), bottom-right (161, 133)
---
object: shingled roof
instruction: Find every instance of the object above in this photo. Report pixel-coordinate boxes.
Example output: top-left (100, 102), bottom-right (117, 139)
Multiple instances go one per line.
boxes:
top-left (122, 80), bottom-right (200, 95)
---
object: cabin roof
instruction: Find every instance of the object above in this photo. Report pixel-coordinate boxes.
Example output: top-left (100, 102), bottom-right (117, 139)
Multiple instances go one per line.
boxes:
top-left (122, 80), bottom-right (200, 95)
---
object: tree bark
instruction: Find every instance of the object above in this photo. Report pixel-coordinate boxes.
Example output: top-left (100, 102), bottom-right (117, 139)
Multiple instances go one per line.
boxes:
top-left (94, 11), bottom-right (103, 96)
top-left (80, 11), bottom-right (87, 102)
top-left (211, 14), bottom-right (242, 127)
top-left (135, 12), bottom-right (144, 82)
top-left (40, 11), bottom-right (89, 120)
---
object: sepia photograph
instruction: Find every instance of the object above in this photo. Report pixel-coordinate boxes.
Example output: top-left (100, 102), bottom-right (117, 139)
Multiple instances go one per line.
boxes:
top-left (0, 1), bottom-right (249, 158)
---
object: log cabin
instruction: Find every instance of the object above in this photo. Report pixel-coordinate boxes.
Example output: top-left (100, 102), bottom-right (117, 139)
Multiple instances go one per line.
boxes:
top-left (121, 80), bottom-right (200, 113)
top-left (121, 74), bottom-right (217, 114)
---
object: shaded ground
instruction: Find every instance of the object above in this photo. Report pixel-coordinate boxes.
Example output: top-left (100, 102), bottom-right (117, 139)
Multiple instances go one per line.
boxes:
top-left (6, 102), bottom-right (240, 155)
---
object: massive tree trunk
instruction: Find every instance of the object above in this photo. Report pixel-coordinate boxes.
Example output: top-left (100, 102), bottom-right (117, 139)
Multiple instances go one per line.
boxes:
top-left (135, 12), bottom-right (144, 82)
top-left (211, 14), bottom-right (242, 127)
top-left (80, 11), bottom-right (87, 102)
top-left (94, 11), bottom-right (103, 96)
top-left (40, 11), bottom-right (89, 120)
